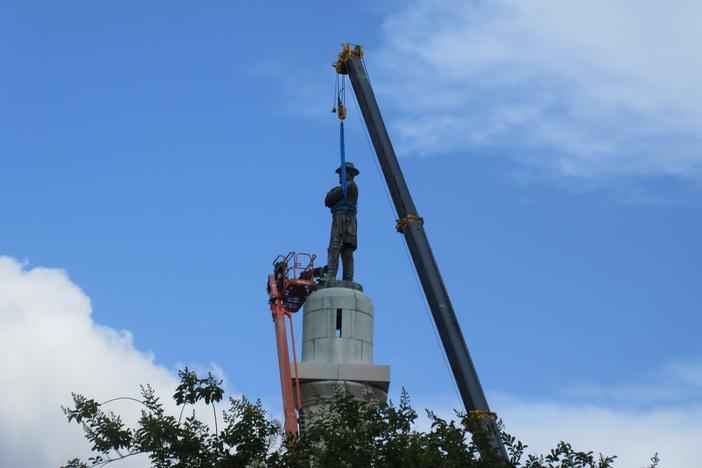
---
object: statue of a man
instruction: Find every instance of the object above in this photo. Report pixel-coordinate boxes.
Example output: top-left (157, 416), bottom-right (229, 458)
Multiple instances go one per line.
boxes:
top-left (324, 162), bottom-right (359, 282)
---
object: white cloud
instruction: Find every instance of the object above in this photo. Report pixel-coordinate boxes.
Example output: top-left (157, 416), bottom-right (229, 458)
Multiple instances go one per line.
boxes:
top-left (376, 0), bottom-right (702, 180)
top-left (561, 358), bottom-right (702, 406)
top-left (497, 397), bottom-right (702, 468)
top-left (0, 256), bottom-right (222, 466)
top-left (409, 359), bottom-right (702, 468)
top-left (408, 393), bottom-right (702, 468)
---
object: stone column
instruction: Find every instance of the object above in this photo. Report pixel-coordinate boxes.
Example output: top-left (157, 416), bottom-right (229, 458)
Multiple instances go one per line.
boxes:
top-left (292, 280), bottom-right (390, 416)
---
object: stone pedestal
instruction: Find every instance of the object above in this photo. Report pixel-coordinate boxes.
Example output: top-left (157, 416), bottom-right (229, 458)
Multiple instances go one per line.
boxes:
top-left (292, 282), bottom-right (390, 414)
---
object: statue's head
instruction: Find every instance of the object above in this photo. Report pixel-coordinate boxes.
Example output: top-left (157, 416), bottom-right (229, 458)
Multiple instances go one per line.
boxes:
top-left (336, 162), bottom-right (359, 181)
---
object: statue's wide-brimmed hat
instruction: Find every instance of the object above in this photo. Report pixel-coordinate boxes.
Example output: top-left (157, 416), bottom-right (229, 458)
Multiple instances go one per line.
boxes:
top-left (336, 162), bottom-right (360, 176)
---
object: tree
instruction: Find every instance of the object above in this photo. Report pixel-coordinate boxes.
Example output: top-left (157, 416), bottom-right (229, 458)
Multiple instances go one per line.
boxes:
top-left (62, 368), bottom-right (280, 468)
top-left (62, 368), bottom-right (656, 468)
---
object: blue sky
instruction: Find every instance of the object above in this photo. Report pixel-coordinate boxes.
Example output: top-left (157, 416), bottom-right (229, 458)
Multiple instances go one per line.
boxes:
top-left (1, 1), bottom-right (701, 466)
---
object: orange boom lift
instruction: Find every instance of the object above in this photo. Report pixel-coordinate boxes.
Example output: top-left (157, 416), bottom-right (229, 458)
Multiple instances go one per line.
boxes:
top-left (265, 252), bottom-right (317, 435)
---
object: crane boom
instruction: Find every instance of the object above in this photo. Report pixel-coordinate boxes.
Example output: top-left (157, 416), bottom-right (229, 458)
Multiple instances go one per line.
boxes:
top-left (335, 44), bottom-right (508, 459)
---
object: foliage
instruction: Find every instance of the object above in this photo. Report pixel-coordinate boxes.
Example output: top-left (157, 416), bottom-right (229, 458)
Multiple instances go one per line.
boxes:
top-left (62, 369), bottom-right (651, 468)
top-left (62, 368), bottom-right (279, 468)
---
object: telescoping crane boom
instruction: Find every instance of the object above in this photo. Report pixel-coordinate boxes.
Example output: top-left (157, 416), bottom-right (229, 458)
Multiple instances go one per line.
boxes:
top-left (333, 44), bottom-right (509, 460)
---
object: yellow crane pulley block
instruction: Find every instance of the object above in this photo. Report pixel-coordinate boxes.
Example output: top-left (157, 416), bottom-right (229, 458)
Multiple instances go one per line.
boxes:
top-left (337, 103), bottom-right (347, 121)
top-left (333, 43), bottom-right (364, 74)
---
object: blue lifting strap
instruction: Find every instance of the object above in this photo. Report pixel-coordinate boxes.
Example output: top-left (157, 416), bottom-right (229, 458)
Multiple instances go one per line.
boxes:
top-left (331, 120), bottom-right (355, 214)
top-left (340, 121), bottom-right (347, 200)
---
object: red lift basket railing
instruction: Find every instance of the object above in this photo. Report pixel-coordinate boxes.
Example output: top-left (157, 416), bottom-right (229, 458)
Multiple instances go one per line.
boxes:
top-left (271, 252), bottom-right (317, 312)
top-left (266, 252), bottom-right (317, 436)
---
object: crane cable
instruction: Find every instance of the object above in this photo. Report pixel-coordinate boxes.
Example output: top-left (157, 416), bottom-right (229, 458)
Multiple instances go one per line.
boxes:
top-left (332, 73), bottom-right (348, 201)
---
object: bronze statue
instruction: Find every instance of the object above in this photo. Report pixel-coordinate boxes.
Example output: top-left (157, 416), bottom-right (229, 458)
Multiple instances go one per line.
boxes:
top-left (324, 162), bottom-right (359, 282)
